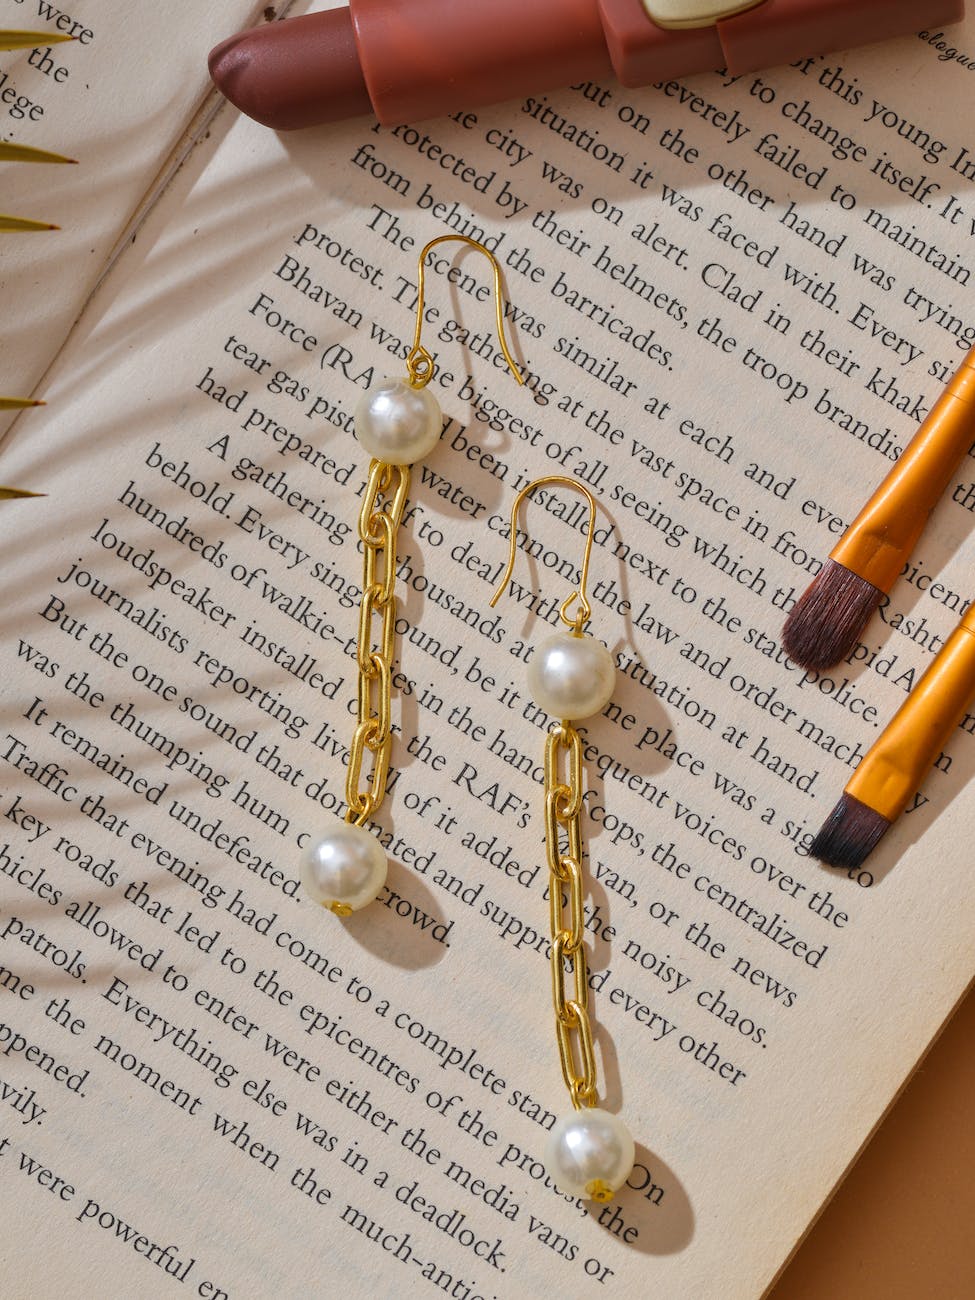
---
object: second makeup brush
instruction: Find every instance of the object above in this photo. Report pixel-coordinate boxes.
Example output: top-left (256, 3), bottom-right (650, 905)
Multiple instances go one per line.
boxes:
top-left (811, 600), bottom-right (975, 869)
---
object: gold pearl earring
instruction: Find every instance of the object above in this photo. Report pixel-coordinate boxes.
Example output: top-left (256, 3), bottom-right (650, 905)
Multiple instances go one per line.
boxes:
top-left (490, 476), bottom-right (634, 1203)
top-left (301, 234), bottom-right (523, 916)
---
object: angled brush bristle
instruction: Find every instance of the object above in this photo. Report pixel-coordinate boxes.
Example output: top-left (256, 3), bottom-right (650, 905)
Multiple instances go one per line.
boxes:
top-left (782, 560), bottom-right (884, 670)
top-left (810, 793), bottom-right (891, 869)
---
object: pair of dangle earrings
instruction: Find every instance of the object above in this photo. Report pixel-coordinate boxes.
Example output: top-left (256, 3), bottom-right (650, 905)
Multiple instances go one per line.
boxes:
top-left (300, 237), bottom-right (634, 1202)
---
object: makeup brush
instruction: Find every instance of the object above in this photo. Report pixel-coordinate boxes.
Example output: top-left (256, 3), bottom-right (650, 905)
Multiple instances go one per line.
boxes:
top-left (811, 601), bottom-right (975, 869)
top-left (784, 344), bottom-right (975, 671)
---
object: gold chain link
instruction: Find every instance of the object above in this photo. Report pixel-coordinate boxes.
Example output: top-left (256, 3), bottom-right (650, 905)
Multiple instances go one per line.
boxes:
top-left (344, 459), bottom-right (410, 828)
top-left (545, 722), bottom-right (599, 1110)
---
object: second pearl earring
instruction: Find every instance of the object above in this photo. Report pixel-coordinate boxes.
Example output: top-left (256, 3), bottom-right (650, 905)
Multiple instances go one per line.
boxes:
top-left (490, 476), bottom-right (635, 1204)
top-left (301, 235), bottom-right (524, 916)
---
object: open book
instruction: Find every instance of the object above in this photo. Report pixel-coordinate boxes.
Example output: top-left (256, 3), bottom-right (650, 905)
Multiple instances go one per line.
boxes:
top-left (2, 2), bottom-right (973, 1295)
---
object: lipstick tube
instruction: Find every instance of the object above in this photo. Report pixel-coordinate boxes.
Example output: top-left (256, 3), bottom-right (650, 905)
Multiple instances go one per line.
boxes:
top-left (210, 0), bottom-right (966, 131)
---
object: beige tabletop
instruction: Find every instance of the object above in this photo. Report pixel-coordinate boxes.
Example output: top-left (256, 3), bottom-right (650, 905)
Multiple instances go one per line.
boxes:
top-left (770, 987), bottom-right (975, 1300)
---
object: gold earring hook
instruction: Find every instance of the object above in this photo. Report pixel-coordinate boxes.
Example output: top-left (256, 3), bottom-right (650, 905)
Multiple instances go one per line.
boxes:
top-left (490, 475), bottom-right (599, 633)
top-left (406, 234), bottom-right (525, 390)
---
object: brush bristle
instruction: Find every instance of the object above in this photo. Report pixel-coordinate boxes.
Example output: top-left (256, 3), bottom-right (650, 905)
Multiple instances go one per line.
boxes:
top-left (782, 560), bottom-right (884, 670)
top-left (810, 793), bottom-right (892, 869)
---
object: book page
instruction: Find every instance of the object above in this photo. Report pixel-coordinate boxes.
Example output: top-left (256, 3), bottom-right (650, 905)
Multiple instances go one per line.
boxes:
top-left (2, 8), bottom-right (974, 1296)
top-left (0, 0), bottom-right (272, 432)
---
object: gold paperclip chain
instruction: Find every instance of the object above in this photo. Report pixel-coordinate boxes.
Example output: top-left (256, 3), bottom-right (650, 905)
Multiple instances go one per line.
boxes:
top-left (545, 720), bottom-right (599, 1110)
top-left (341, 234), bottom-right (522, 834)
top-left (344, 459), bottom-right (410, 828)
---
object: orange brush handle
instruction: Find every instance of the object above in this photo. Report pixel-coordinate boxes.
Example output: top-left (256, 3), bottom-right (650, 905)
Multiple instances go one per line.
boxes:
top-left (831, 346), bottom-right (975, 592)
top-left (847, 602), bottom-right (975, 821)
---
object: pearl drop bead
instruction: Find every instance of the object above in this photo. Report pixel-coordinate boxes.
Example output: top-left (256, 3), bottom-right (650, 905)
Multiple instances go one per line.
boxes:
top-left (301, 823), bottom-right (387, 915)
top-left (354, 377), bottom-right (442, 465)
top-left (527, 631), bottom-right (616, 721)
top-left (546, 1108), bottom-right (635, 1203)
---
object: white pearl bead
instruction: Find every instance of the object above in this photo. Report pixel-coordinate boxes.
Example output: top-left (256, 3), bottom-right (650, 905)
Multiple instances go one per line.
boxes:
top-left (546, 1108), bottom-right (635, 1203)
top-left (527, 631), bottom-right (616, 720)
top-left (354, 377), bottom-right (442, 465)
top-left (301, 823), bottom-right (387, 915)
